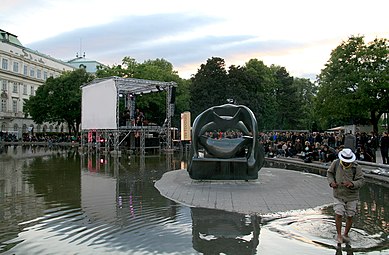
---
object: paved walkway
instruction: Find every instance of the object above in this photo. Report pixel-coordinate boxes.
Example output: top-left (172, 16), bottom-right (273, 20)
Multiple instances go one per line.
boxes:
top-left (155, 167), bottom-right (333, 215)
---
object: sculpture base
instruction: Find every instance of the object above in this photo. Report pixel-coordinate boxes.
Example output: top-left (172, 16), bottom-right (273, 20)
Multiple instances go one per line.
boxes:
top-left (189, 157), bottom-right (257, 180)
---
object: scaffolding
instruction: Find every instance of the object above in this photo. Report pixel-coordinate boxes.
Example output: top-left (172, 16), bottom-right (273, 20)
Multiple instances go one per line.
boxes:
top-left (81, 76), bottom-right (177, 154)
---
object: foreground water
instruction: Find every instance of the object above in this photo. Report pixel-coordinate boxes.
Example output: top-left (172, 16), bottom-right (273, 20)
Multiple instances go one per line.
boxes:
top-left (1, 146), bottom-right (389, 255)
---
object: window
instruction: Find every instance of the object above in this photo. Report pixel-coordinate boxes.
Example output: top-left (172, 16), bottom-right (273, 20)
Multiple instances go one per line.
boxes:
top-left (13, 82), bottom-right (18, 93)
top-left (23, 84), bottom-right (27, 95)
top-left (1, 122), bottom-right (6, 132)
top-left (37, 69), bottom-right (41, 79)
top-left (24, 65), bottom-right (28, 75)
top-left (30, 68), bottom-right (35, 78)
top-left (1, 99), bottom-right (6, 112)
top-left (13, 62), bottom-right (19, 73)
top-left (2, 59), bottom-right (8, 70)
top-left (43, 71), bottom-right (47, 80)
top-left (1, 80), bottom-right (7, 91)
top-left (30, 86), bottom-right (34, 96)
top-left (12, 99), bottom-right (18, 113)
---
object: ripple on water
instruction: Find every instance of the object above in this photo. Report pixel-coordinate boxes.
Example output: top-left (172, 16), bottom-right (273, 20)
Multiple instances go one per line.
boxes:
top-left (263, 212), bottom-right (389, 253)
top-left (2, 200), bottom-right (194, 255)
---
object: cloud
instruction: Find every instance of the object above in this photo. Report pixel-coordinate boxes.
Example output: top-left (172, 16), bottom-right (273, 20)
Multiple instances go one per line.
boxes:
top-left (26, 12), bottom-right (304, 78)
top-left (26, 13), bottom-right (218, 60)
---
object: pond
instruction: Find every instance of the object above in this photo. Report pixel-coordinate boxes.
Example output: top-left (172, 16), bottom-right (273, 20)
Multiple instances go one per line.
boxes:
top-left (1, 145), bottom-right (389, 255)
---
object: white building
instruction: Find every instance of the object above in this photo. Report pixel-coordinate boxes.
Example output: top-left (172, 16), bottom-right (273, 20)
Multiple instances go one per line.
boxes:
top-left (0, 29), bottom-right (75, 139)
top-left (67, 53), bottom-right (105, 74)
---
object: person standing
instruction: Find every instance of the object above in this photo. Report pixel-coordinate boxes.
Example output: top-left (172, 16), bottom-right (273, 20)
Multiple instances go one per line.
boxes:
top-left (344, 131), bottom-right (356, 152)
top-left (367, 132), bottom-right (379, 163)
top-left (380, 132), bottom-right (389, 164)
top-left (327, 148), bottom-right (364, 244)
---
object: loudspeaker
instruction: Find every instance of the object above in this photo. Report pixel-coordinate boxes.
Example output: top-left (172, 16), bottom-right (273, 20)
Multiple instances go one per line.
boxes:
top-left (170, 87), bottom-right (176, 104)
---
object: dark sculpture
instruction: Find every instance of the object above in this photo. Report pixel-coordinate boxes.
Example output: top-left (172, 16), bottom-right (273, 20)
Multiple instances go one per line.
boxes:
top-left (188, 104), bottom-right (264, 180)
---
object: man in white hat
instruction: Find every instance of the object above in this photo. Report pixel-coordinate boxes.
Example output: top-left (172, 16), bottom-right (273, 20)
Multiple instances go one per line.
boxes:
top-left (327, 148), bottom-right (365, 244)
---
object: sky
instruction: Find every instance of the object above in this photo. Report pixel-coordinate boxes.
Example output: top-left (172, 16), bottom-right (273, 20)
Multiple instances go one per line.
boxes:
top-left (2, 0), bottom-right (389, 80)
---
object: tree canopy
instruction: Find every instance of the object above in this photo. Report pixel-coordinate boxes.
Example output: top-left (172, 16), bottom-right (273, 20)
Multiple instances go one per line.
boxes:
top-left (189, 57), bottom-right (316, 131)
top-left (96, 57), bottom-right (189, 127)
top-left (189, 57), bottom-right (230, 117)
top-left (316, 36), bottom-right (389, 133)
top-left (23, 68), bottom-right (94, 134)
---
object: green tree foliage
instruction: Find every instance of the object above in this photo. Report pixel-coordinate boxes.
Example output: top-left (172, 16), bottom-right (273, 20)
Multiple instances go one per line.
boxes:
top-left (316, 36), bottom-right (389, 132)
top-left (24, 69), bottom-right (95, 134)
top-left (190, 57), bottom-right (230, 117)
top-left (190, 57), bottom-right (314, 131)
top-left (293, 77), bottom-right (317, 130)
top-left (270, 66), bottom-right (302, 130)
top-left (244, 59), bottom-right (278, 130)
top-left (96, 56), bottom-right (137, 78)
top-left (96, 57), bottom-right (189, 126)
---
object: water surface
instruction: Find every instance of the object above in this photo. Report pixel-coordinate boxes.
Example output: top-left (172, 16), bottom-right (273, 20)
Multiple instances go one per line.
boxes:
top-left (1, 145), bottom-right (389, 255)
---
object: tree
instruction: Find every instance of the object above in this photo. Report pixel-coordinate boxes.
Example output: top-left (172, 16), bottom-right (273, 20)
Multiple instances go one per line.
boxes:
top-left (271, 66), bottom-right (302, 130)
top-left (244, 59), bottom-right (276, 130)
top-left (316, 36), bottom-right (389, 133)
top-left (293, 77), bottom-right (317, 130)
top-left (96, 56), bottom-right (137, 78)
top-left (24, 69), bottom-right (94, 135)
top-left (96, 57), bottom-right (189, 126)
top-left (190, 57), bottom-right (230, 118)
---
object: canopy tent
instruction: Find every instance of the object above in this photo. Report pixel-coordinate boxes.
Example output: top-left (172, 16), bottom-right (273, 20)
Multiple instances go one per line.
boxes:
top-left (81, 76), bottom-right (176, 130)
top-left (81, 76), bottom-right (177, 152)
top-left (90, 76), bottom-right (176, 95)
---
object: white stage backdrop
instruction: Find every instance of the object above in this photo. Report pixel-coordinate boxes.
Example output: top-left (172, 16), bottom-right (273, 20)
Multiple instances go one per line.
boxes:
top-left (81, 79), bottom-right (117, 129)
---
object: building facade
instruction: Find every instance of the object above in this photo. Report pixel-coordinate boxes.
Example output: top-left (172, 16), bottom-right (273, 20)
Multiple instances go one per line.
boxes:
top-left (67, 53), bottom-right (105, 74)
top-left (0, 29), bottom-right (75, 139)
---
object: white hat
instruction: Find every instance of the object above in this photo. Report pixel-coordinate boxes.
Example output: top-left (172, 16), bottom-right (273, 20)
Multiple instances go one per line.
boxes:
top-left (338, 148), bottom-right (356, 163)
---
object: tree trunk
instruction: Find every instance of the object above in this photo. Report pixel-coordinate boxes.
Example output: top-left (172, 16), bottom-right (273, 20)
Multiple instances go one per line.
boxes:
top-left (370, 111), bottom-right (381, 134)
top-left (66, 120), bottom-right (75, 135)
top-left (75, 121), bottom-right (80, 137)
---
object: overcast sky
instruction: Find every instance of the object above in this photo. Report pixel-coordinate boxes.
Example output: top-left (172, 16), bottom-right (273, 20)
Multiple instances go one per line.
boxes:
top-left (2, 0), bottom-right (388, 80)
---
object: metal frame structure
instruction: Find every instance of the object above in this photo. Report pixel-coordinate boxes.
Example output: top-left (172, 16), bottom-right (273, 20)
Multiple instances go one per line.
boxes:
top-left (81, 76), bottom-right (177, 154)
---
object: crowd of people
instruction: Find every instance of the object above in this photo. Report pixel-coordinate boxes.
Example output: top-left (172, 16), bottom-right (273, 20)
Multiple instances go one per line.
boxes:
top-left (261, 131), bottom-right (389, 164)
top-left (197, 129), bottom-right (389, 164)
top-left (0, 132), bottom-right (79, 143)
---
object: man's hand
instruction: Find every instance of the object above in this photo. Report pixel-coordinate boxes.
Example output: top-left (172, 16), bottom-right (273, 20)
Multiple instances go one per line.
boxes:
top-left (330, 181), bottom-right (338, 188)
top-left (341, 181), bottom-right (354, 188)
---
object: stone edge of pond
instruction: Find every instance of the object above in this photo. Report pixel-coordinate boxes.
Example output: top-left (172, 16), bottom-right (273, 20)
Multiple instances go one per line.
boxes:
top-left (265, 157), bottom-right (389, 185)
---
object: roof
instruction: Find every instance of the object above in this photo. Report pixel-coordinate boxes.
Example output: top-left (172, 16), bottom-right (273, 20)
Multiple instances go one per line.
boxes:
top-left (83, 76), bottom-right (177, 95)
top-left (67, 56), bottom-right (105, 73)
top-left (0, 29), bottom-right (23, 46)
top-left (68, 56), bottom-right (103, 64)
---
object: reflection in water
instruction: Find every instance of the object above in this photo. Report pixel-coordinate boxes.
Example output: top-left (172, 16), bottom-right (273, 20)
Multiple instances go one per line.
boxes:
top-left (191, 208), bottom-right (260, 254)
top-left (1, 147), bottom-right (389, 254)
